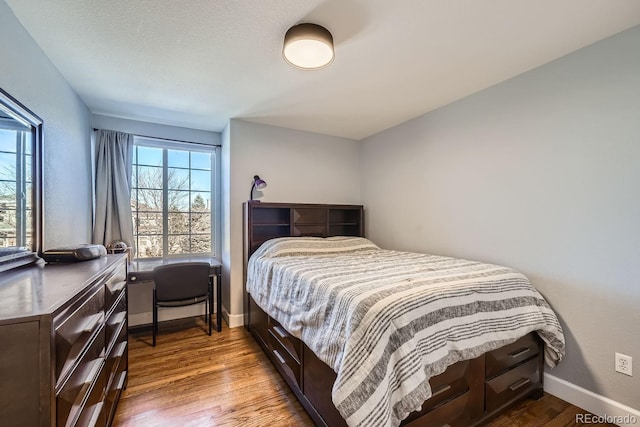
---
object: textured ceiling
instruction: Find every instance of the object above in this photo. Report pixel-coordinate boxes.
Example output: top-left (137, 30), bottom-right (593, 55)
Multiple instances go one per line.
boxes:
top-left (5, 0), bottom-right (640, 140)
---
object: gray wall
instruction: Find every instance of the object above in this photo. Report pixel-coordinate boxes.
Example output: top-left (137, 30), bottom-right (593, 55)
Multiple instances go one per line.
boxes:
top-left (222, 119), bottom-right (361, 326)
top-left (360, 26), bottom-right (640, 409)
top-left (1, 0), bottom-right (93, 248)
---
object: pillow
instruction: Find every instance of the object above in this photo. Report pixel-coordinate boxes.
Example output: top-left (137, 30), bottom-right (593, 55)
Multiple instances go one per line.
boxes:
top-left (252, 236), bottom-right (379, 259)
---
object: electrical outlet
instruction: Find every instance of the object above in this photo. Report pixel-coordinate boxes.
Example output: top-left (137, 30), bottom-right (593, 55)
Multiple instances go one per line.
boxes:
top-left (615, 353), bottom-right (632, 376)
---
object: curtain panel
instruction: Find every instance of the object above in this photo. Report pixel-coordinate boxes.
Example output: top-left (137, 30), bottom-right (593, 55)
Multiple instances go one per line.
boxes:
top-left (92, 129), bottom-right (135, 256)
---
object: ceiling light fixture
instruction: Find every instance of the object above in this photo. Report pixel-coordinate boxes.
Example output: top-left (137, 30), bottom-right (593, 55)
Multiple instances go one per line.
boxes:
top-left (283, 23), bottom-right (334, 70)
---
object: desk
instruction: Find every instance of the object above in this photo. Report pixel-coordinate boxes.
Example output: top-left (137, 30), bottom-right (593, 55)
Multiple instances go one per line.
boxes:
top-left (127, 257), bottom-right (222, 332)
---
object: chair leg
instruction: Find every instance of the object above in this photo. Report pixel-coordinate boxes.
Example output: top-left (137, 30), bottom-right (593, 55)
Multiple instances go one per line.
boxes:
top-left (208, 290), bottom-right (212, 336)
top-left (152, 288), bottom-right (157, 347)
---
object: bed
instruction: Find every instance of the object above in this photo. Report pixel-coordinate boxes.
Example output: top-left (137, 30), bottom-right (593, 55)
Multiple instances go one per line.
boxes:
top-left (243, 202), bottom-right (565, 427)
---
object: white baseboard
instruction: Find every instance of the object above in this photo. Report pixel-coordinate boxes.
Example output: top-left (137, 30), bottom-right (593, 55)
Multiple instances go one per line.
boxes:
top-left (222, 307), bottom-right (244, 328)
top-left (544, 373), bottom-right (640, 426)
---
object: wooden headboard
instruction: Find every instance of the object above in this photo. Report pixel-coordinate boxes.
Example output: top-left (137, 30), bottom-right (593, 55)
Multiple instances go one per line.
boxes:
top-left (242, 202), bottom-right (364, 324)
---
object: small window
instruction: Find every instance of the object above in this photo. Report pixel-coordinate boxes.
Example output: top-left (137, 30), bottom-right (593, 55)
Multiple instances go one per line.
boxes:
top-left (131, 137), bottom-right (218, 259)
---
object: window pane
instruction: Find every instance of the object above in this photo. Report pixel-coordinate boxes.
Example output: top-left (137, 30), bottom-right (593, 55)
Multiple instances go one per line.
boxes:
top-left (0, 130), bottom-right (16, 152)
top-left (168, 167), bottom-right (189, 190)
top-left (0, 182), bottom-right (16, 202)
top-left (25, 209), bottom-right (32, 247)
top-left (191, 235), bottom-right (211, 254)
top-left (137, 235), bottom-right (163, 258)
top-left (191, 152), bottom-right (211, 170)
top-left (0, 152), bottom-right (16, 180)
top-left (168, 190), bottom-right (189, 212)
top-left (190, 192), bottom-right (210, 211)
top-left (25, 183), bottom-right (32, 210)
top-left (136, 211), bottom-right (163, 234)
top-left (137, 166), bottom-right (163, 189)
top-left (190, 213), bottom-right (210, 234)
top-left (0, 209), bottom-right (16, 236)
top-left (137, 189), bottom-right (163, 211)
top-left (130, 189), bottom-right (138, 210)
top-left (168, 212), bottom-right (189, 234)
top-left (132, 146), bottom-right (137, 165)
top-left (131, 167), bottom-right (137, 188)
top-left (190, 170), bottom-right (210, 192)
top-left (168, 235), bottom-right (190, 255)
top-left (136, 146), bottom-right (162, 166)
top-left (168, 150), bottom-right (189, 168)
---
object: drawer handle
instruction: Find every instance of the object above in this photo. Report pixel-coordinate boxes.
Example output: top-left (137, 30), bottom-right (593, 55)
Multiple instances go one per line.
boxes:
top-left (109, 280), bottom-right (127, 294)
top-left (116, 370), bottom-right (128, 391)
top-left (84, 357), bottom-right (106, 387)
top-left (78, 313), bottom-right (103, 334)
top-left (273, 349), bottom-right (287, 365)
top-left (508, 378), bottom-right (531, 391)
top-left (87, 401), bottom-right (105, 427)
top-left (431, 384), bottom-right (451, 398)
top-left (113, 342), bottom-right (127, 359)
top-left (509, 347), bottom-right (531, 358)
top-left (273, 325), bottom-right (289, 340)
top-left (109, 311), bottom-right (127, 327)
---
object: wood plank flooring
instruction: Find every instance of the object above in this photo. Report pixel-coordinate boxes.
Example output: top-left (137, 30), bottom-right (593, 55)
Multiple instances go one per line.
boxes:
top-left (113, 318), bottom-right (613, 427)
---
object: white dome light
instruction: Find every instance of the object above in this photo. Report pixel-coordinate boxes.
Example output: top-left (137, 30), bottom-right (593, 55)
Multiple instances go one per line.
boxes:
top-left (283, 23), bottom-right (334, 70)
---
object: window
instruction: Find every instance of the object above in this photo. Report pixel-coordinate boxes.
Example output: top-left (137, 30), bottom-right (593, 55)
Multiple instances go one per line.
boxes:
top-left (0, 122), bottom-right (32, 248)
top-left (131, 137), bottom-right (218, 259)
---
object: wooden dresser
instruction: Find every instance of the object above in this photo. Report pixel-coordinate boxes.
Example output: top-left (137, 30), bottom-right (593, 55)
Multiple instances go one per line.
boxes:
top-left (0, 254), bottom-right (128, 427)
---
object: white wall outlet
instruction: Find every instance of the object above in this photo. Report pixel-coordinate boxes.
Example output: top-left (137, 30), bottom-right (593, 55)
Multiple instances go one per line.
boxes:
top-left (615, 353), bottom-right (632, 376)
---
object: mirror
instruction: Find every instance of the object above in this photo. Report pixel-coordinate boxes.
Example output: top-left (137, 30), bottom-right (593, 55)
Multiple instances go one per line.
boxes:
top-left (0, 88), bottom-right (43, 272)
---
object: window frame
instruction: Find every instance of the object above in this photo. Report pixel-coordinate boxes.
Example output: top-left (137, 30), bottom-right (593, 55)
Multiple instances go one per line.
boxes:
top-left (131, 136), bottom-right (220, 260)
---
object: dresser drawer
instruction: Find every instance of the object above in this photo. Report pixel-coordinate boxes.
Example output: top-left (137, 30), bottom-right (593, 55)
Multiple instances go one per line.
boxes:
top-left (55, 285), bottom-right (105, 384)
top-left (268, 322), bottom-right (302, 363)
top-left (485, 333), bottom-right (540, 379)
top-left (105, 339), bottom-right (127, 391)
top-left (104, 353), bottom-right (128, 426)
top-left (105, 263), bottom-right (127, 312)
top-left (485, 357), bottom-right (540, 413)
top-left (56, 326), bottom-right (106, 426)
top-left (72, 368), bottom-right (107, 427)
top-left (106, 292), bottom-right (127, 352)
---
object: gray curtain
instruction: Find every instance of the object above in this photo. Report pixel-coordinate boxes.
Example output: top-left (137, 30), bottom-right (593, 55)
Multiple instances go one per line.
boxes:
top-left (92, 129), bottom-right (135, 256)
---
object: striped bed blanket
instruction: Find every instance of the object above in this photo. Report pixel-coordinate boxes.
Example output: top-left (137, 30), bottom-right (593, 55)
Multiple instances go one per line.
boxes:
top-left (246, 237), bottom-right (565, 427)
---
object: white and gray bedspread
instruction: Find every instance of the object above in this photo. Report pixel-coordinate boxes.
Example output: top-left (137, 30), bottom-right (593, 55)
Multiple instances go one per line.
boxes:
top-left (246, 237), bottom-right (565, 427)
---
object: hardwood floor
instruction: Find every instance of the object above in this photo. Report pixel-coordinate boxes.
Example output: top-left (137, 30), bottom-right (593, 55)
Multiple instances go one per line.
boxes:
top-left (114, 318), bottom-right (612, 427)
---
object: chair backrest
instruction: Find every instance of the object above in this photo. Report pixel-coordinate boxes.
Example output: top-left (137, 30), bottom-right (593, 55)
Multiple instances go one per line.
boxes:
top-left (152, 262), bottom-right (211, 302)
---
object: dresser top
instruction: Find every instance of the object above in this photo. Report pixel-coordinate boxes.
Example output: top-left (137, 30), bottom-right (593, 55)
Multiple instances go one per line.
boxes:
top-left (0, 254), bottom-right (126, 323)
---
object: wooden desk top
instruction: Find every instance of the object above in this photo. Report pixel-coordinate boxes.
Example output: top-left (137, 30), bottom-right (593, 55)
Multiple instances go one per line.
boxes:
top-left (127, 256), bottom-right (221, 283)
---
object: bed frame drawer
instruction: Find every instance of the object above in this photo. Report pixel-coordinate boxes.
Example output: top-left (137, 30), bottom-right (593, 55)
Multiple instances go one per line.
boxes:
top-left (269, 329), bottom-right (302, 386)
top-left (485, 333), bottom-right (540, 379)
top-left (420, 359), bottom-right (471, 413)
top-left (485, 357), bottom-right (540, 413)
top-left (269, 323), bottom-right (302, 363)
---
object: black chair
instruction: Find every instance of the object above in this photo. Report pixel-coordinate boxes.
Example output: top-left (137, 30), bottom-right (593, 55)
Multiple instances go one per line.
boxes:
top-left (152, 262), bottom-right (212, 346)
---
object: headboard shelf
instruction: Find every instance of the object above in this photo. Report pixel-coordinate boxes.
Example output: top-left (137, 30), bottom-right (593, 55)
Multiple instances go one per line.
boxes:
top-left (243, 202), bottom-right (364, 326)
